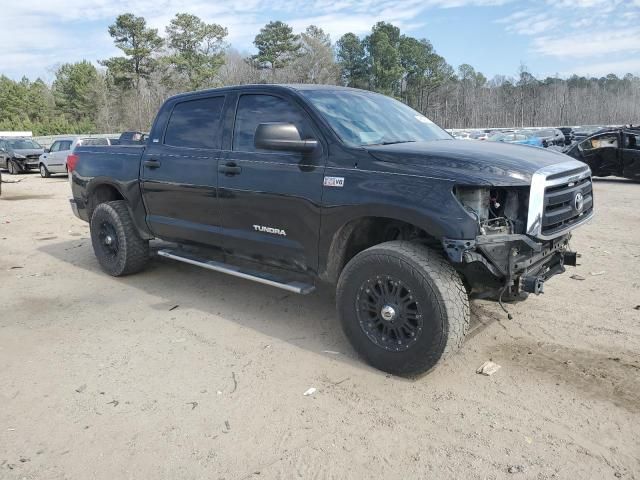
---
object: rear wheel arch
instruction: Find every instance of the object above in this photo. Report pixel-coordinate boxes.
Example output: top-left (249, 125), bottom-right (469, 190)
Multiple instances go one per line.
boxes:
top-left (87, 182), bottom-right (126, 219)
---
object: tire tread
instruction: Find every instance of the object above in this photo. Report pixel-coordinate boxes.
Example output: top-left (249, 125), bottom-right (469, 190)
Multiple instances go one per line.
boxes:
top-left (337, 241), bottom-right (470, 375)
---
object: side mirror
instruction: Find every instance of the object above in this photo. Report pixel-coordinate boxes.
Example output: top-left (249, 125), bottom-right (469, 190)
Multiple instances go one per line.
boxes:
top-left (44, 148), bottom-right (50, 153)
top-left (255, 123), bottom-right (318, 153)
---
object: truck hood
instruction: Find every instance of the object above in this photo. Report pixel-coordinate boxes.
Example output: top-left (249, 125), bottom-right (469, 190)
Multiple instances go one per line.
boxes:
top-left (365, 139), bottom-right (572, 186)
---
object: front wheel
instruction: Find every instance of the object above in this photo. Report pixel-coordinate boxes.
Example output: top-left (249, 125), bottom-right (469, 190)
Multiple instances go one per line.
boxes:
top-left (90, 200), bottom-right (150, 276)
top-left (8, 159), bottom-right (21, 175)
top-left (337, 241), bottom-right (470, 375)
top-left (40, 164), bottom-right (51, 178)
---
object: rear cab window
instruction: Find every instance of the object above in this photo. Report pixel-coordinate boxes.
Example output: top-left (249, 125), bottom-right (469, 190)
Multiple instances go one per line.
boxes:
top-left (164, 96), bottom-right (225, 149)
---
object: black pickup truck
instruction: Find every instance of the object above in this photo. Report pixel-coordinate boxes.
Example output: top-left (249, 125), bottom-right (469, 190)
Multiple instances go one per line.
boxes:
top-left (69, 84), bottom-right (594, 375)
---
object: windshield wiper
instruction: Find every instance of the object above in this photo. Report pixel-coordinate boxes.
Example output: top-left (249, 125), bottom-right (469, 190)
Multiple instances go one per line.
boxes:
top-left (367, 140), bottom-right (417, 146)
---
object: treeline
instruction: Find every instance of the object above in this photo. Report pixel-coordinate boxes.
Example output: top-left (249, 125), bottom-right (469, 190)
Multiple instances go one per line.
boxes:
top-left (1, 14), bottom-right (639, 135)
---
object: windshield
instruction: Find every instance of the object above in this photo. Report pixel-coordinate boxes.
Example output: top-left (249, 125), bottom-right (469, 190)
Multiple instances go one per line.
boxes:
top-left (7, 139), bottom-right (42, 149)
top-left (301, 89), bottom-right (451, 147)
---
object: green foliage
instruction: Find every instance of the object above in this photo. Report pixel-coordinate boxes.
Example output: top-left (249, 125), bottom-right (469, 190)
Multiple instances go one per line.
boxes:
top-left (165, 13), bottom-right (228, 90)
top-left (365, 22), bottom-right (403, 93)
top-left (0, 70), bottom-right (99, 135)
top-left (53, 61), bottom-right (99, 123)
top-left (252, 21), bottom-right (301, 69)
top-left (2, 14), bottom-right (639, 135)
top-left (100, 13), bottom-right (164, 89)
top-left (336, 33), bottom-right (368, 88)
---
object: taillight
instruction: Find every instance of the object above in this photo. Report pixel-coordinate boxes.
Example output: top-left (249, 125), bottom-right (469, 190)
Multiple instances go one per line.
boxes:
top-left (67, 154), bottom-right (79, 172)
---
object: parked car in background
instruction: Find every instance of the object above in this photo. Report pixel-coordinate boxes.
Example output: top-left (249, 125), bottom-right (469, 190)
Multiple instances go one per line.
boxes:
top-left (38, 137), bottom-right (112, 177)
top-left (572, 125), bottom-right (606, 142)
top-left (470, 131), bottom-right (489, 140)
top-left (564, 127), bottom-right (640, 180)
top-left (512, 130), bottom-right (545, 147)
top-left (530, 128), bottom-right (565, 147)
top-left (487, 131), bottom-right (544, 147)
top-left (558, 127), bottom-right (575, 145)
top-left (0, 137), bottom-right (45, 174)
top-left (452, 131), bottom-right (475, 140)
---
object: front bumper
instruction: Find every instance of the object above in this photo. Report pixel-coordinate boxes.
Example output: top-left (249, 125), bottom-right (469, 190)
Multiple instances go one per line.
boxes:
top-left (443, 233), bottom-right (575, 294)
top-left (14, 157), bottom-right (40, 168)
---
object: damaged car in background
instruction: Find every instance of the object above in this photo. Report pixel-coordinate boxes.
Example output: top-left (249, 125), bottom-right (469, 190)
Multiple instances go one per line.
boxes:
top-left (564, 127), bottom-right (640, 180)
top-left (0, 137), bottom-right (45, 174)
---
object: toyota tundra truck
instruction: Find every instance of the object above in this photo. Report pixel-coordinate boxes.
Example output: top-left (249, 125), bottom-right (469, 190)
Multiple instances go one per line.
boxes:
top-left (68, 84), bottom-right (594, 375)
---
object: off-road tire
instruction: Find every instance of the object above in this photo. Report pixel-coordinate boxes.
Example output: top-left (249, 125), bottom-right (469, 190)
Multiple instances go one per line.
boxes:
top-left (8, 159), bottom-right (21, 175)
top-left (90, 200), bottom-right (149, 276)
top-left (337, 241), bottom-right (470, 375)
top-left (39, 164), bottom-right (51, 178)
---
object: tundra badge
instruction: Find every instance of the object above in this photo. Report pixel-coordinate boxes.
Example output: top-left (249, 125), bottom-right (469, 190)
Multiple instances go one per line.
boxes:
top-left (253, 225), bottom-right (287, 236)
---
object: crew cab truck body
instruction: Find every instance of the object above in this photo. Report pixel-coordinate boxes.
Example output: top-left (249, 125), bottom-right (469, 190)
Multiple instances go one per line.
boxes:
top-left (69, 84), bottom-right (594, 375)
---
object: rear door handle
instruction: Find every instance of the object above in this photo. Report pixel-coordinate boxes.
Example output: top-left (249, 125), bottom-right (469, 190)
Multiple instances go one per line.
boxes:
top-left (143, 159), bottom-right (161, 168)
top-left (219, 162), bottom-right (242, 176)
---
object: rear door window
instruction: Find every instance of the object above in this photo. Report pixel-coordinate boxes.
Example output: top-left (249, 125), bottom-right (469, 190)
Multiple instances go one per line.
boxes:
top-left (164, 96), bottom-right (225, 149)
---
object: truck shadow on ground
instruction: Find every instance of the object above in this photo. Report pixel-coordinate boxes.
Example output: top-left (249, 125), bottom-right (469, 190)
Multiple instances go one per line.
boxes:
top-left (39, 239), bottom-right (498, 377)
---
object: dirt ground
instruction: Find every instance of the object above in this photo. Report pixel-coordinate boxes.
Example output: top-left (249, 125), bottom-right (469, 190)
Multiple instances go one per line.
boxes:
top-left (0, 172), bottom-right (638, 480)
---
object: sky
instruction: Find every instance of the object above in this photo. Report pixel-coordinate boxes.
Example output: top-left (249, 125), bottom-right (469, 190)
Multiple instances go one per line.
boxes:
top-left (1, 0), bottom-right (640, 82)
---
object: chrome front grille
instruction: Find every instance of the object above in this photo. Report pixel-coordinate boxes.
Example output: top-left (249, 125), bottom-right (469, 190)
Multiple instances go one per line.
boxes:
top-left (527, 160), bottom-right (594, 240)
top-left (542, 176), bottom-right (593, 236)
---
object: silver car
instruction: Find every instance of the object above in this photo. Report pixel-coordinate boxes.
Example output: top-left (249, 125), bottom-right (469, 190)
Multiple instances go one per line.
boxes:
top-left (38, 137), bottom-right (113, 177)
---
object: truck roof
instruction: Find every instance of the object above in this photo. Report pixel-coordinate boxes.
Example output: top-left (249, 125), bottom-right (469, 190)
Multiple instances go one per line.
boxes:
top-left (167, 84), bottom-right (366, 102)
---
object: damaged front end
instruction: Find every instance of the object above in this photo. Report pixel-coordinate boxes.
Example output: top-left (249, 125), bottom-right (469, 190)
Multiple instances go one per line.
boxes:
top-left (444, 160), bottom-right (593, 297)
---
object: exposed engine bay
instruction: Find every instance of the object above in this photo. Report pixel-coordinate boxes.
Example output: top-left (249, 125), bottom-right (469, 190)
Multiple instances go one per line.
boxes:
top-left (454, 186), bottom-right (529, 235)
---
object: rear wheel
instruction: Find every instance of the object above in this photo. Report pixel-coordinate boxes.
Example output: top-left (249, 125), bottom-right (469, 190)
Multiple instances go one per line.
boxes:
top-left (90, 200), bottom-right (149, 276)
top-left (40, 164), bottom-right (51, 178)
top-left (337, 241), bottom-right (470, 375)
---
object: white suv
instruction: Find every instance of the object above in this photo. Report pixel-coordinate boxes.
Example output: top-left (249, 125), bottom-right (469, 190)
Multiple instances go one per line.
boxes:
top-left (38, 137), bottom-right (112, 177)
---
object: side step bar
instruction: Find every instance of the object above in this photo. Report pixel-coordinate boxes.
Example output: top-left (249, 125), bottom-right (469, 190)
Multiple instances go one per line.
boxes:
top-left (157, 249), bottom-right (315, 295)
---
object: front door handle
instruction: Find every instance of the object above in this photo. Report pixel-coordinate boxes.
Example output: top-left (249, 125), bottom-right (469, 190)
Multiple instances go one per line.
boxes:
top-left (219, 162), bottom-right (242, 176)
top-left (143, 159), bottom-right (161, 169)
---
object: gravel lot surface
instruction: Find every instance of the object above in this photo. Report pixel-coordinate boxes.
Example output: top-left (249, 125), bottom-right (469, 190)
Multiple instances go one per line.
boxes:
top-left (1, 173), bottom-right (639, 479)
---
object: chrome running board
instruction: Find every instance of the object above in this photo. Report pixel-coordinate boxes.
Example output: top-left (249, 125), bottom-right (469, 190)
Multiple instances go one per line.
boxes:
top-left (157, 248), bottom-right (315, 295)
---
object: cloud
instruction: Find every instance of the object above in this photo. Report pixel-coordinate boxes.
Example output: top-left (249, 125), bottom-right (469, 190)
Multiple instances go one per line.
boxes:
top-left (495, 0), bottom-right (640, 76)
top-left (0, 0), bottom-right (517, 79)
top-left (533, 28), bottom-right (640, 58)
top-left (561, 59), bottom-right (640, 78)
